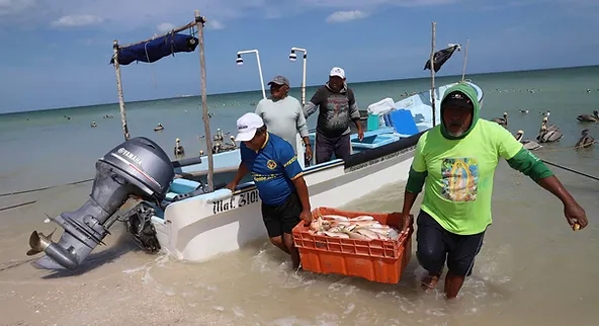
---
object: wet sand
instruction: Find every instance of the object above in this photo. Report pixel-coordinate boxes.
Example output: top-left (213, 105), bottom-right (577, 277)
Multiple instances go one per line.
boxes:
top-left (0, 182), bottom-right (233, 326)
top-left (1, 162), bottom-right (599, 326)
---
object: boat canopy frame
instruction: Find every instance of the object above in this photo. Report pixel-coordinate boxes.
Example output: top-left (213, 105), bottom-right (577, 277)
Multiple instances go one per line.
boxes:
top-left (110, 10), bottom-right (217, 191)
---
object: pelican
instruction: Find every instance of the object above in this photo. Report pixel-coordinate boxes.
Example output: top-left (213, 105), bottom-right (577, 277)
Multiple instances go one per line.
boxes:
top-left (576, 110), bottom-right (599, 122)
top-left (90, 121), bottom-right (97, 128)
top-left (519, 109), bottom-right (529, 114)
top-left (515, 130), bottom-right (542, 151)
top-left (154, 123), bottom-right (164, 132)
top-left (537, 125), bottom-right (563, 143)
top-left (492, 112), bottom-right (508, 127)
top-left (575, 129), bottom-right (595, 149)
top-left (540, 117), bottom-right (559, 132)
top-left (174, 138), bottom-right (185, 156)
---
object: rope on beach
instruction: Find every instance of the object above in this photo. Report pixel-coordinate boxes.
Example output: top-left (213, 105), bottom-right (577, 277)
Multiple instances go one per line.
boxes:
top-left (526, 140), bottom-right (599, 153)
top-left (540, 159), bottom-right (599, 181)
top-left (0, 200), bottom-right (37, 212)
top-left (0, 178), bottom-right (94, 197)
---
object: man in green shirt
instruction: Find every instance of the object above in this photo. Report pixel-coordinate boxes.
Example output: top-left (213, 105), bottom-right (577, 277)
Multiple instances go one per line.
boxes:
top-left (400, 83), bottom-right (588, 300)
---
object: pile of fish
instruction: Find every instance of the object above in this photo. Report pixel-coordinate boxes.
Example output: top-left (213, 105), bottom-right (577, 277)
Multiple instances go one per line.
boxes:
top-left (308, 214), bottom-right (400, 241)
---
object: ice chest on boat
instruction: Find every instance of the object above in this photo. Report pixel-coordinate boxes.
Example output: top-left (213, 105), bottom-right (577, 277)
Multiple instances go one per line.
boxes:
top-left (292, 207), bottom-right (413, 284)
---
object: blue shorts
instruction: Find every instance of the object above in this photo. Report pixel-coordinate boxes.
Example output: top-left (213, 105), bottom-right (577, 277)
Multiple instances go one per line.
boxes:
top-left (416, 210), bottom-right (486, 277)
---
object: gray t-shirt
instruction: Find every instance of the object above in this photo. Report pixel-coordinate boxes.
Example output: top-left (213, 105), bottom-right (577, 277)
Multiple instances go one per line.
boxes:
top-left (303, 84), bottom-right (361, 138)
top-left (255, 96), bottom-right (309, 153)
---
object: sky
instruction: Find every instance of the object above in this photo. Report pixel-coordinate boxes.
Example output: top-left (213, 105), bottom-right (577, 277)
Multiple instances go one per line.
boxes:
top-left (0, 0), bottom-right (597, 113)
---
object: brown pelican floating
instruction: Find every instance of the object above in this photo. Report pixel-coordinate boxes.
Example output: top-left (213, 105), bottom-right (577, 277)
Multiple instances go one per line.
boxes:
top-left (515, 130), bottom-right (542, 151)
top-left (575, 129), bottom-right (595, 149)
top-left (211, 128), bottom-right (237, 154)
top-left (154, 123), bottom-right (164, 132)
top-left (537, 125), bottom-right (563, 143)
top-left (174, 138), bottom-right (185, 156)
top-left (576, 110), bottom-right (599, 122)
top-left (491, 112), bottom-right (508, 127)
top-left (540, 117), bottom-right (559, 132)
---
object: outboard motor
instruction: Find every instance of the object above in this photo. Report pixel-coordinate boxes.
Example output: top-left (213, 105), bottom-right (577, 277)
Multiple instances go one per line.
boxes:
top-left (27, 137), bottom-right (175, 270)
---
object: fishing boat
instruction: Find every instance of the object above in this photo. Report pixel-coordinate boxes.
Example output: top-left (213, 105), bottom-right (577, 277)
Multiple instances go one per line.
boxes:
top-left (155, 80), bottom-right (483, 262)
top-left (178, 79), bottom-right (484, 176)
top-left (25, 11), bottom-right (482, 271)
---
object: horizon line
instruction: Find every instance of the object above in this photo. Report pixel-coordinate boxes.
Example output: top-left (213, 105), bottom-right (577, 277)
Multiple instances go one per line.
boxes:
top-left (2, 64), bottom-right (597, 116)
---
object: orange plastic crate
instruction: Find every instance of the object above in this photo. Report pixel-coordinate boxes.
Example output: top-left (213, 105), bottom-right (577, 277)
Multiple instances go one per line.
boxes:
top-left (292, 207), bottom-right (413, 284)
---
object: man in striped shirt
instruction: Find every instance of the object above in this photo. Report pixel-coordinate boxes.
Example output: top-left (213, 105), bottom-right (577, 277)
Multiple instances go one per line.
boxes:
top-left (255, 75), bottom-right (312, 161)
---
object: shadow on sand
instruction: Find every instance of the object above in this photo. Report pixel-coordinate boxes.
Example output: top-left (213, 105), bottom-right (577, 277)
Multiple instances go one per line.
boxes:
top-left (40, 224), bottom-right (145, 279)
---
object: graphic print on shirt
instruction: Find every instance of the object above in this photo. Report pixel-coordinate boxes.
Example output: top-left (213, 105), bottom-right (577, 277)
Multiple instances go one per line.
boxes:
top-left (440, 157), bottom-right (479, 202)
top-left (322, 96), bottom-right (350, 132)
top-left (326, 97), bottom-right (348, 115)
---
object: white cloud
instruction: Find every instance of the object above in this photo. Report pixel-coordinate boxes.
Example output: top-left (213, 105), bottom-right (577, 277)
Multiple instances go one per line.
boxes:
top-left (299, 0), bottom-right (458, 10)
top-left (326, 10), bottom-right (368, 23)
top-left (52, 14), bottom-right (103, 27)
top-left (156, 19), bottom-right (224, 33)
top-left (157, 22), bottom-right (176, 32)
top-left (207, 19), bottom-right (225, 30)
top-left (0, 0), bottom-right (37, 16)
top-left (3, 0), bottom-right (596, 31)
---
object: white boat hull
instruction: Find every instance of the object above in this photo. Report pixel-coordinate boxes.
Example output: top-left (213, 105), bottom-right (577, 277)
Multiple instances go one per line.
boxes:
top-left (154, 81), bottom-right (485, 263)
top-left (153, 142), bottom-right (417, 262)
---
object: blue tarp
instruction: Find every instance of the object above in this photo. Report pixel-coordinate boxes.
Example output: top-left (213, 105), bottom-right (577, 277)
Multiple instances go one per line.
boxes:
top-left (110, 32), bottom-right (199, 66)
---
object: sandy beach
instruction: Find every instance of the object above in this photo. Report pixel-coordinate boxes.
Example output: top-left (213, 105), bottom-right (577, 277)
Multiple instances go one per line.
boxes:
top-left (0, 181), bottom-right (237, 326)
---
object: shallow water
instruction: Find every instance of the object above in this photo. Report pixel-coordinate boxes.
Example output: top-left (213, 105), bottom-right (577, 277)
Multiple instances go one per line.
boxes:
top-left (1, 66), bottom-right (599, 325)
top-left (1, 162), bottom-right (598, 325)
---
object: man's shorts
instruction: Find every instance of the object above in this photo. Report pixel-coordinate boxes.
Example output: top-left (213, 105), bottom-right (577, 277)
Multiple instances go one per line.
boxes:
top-left (261, 192), bottom-right (302, 238)
top-left (416, 210), bottom-right (486, 277)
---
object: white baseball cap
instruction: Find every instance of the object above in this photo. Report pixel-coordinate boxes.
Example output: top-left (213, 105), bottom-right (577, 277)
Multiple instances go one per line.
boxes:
top-left (235, 112), bottom-right (264, 142)
top-left (329, 67), bottom-right (345, 79)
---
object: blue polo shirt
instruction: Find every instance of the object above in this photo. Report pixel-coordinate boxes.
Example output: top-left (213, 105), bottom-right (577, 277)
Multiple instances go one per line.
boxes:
top-left (240, 132), bottom-right (304, 206)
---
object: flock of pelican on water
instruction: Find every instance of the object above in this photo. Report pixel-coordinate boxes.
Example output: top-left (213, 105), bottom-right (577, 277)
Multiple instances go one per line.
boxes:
top-left (490, 110), bottom-right (597, 152)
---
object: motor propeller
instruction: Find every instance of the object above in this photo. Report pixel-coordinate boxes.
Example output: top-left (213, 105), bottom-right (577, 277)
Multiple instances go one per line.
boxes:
top-left (26, 229), bottom-right (56, 256)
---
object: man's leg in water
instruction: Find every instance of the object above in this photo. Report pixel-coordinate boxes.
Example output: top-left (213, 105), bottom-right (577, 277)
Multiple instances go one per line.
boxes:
top-left (262, 203), bottom-right (289, 253)
top-left (262, 193), bottom-right (303, 269)
top-left (445, 230), bottom-right (486, 299)
top-left (282, 233), bottom-right (300, 269)
top-left (279, 193), bottom-right (303, 270)
top-left (416, 210), bottom-right (448, 291)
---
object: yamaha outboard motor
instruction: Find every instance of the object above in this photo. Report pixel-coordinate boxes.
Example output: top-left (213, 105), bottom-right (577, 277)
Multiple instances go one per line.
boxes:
top-left (27, 137), bottom-right (175, 270)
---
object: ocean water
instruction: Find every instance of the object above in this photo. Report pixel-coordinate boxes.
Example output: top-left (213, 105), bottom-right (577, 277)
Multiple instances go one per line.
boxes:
top-left (1, 66), bottom-right (599, 325)
top-left (1, 66), bottom-right (598, 194)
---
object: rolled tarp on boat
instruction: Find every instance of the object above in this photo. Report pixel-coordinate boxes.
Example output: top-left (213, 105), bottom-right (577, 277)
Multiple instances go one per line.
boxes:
top-left (110, 33), bottom-right (199, 66)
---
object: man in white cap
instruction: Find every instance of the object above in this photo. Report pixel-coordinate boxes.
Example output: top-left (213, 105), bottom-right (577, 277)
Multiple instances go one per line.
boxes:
top-left (255, 75), bottom-right (312, 161)
top-left (303, 67), bottom-right (364, 164)
top-left (226, 112), bottom-right (313, 270)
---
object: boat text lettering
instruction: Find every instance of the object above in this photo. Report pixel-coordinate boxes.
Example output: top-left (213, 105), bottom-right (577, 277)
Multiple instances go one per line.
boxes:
top-left (212, 189), bottom-right (259, 214)
top-left (239, 189), bottom-right (259, 207)
top-left (117, 147), bottom-right (143, 166)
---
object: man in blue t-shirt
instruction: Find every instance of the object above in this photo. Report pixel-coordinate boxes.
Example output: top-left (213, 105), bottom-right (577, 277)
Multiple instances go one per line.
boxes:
top-left (226, 112), bottom-right (313, 269)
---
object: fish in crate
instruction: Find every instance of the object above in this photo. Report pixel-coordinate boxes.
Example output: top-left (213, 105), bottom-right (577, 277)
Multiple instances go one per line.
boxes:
top-left (292, 207), bottom-right (413, 284)
top-left (308, 214), bottom-right (401, 241)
